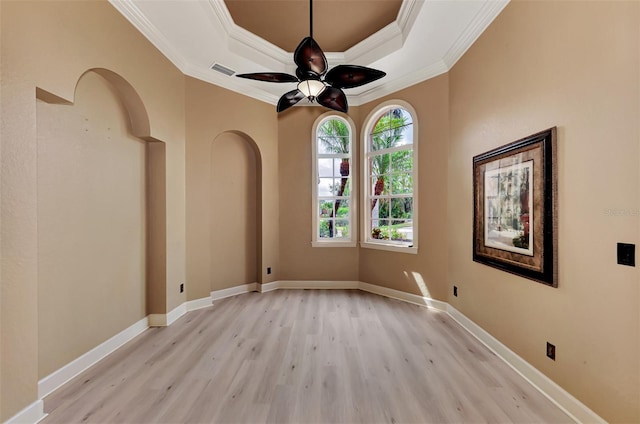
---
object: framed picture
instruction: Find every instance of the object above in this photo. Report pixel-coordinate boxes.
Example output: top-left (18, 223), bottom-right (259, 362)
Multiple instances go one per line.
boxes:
top-left (473, 127), bottom-right (558, 287)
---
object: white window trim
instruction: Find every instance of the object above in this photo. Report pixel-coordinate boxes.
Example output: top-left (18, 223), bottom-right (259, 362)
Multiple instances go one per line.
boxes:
top-left (361, 100), bottom-right (418, 254)
top-left (311, 112), bottom-right (357, 247)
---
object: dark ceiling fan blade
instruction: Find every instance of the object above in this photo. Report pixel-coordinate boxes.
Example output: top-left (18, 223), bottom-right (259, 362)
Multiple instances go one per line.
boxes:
top-left (277, 89), bottom-right (306, 112)
top-left (294, 37), bottom-right (328, 77)
top-left (317, 87), bottom-right (348, 113)
top-left (236, 72), bottom-right (299, 83)
top-left (324, 65), bottom-right (386, 89)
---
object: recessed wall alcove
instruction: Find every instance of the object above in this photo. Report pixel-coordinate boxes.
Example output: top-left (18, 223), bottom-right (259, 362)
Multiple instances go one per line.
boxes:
top-left (35, 69), bottom-right (167, 378)
top-left (209, 131), bottom-right (262, 291)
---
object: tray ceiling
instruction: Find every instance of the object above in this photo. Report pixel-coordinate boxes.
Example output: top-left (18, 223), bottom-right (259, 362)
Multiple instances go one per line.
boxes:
top-left (109, 0), bottom-right (509, 108)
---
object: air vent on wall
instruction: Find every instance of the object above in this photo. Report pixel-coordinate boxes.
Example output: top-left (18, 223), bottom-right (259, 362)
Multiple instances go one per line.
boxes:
top-left (211, 63), bottom-right (235, 76)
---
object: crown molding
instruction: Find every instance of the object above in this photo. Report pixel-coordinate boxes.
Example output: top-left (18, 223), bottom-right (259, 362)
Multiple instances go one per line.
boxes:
top-left (349, 60), bottom-right (449, 106)
top-left (206, 0), bottom-right (296, 69)
top-left (343, 22), bottom-right (403, 65)
top-left (108, 0), bottom-right (189, 72)
top-left (397, 0), bottom-right (425, 41)
top-left (442, 0), bottom-right (509, 69)
top-left (204, 0), bottom-right (235, 36)
top-left (344, 0), bottom-right (423, 64)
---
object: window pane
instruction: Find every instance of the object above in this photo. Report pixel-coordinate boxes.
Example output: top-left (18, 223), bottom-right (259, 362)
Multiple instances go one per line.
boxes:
top-left (318, 136), bottom-right (349, 154)
top-left (370, 176), bottom-right (389, 197)
top-left (391, 220), bottom-right (413, 242)
top-left (331, 165), bottom-right (350, 196)
top-left (391, 172), bottom-right (413, 195)
top-left (318, 177), bottom-right (334, 196)
top-left (370, 153), bottom-right (390, 177)
top-left (319, 219), bottom-right (332, 238)
top-left (335, 220), bottom-right (349, 238)
top-left (318, 158), bottom-right (334, 177)
top-left (393, 124), bottom-right (413, 147)
top-left (318, 119), bottom-right (350, 154)
top-left (371, 219), bottom-right (389, 240)
top-left (391, 198), bottom-right (412, 220)
top-left (371, 198), bottom-right (389, 220)
top-left (319, 200), bottom-right (334, 218)
top-left (391, 150), bottom-right (412, 172)
top-left (335, 200), bottom-right (349, 217)
top-left (340, 178), bottom-right (351, 197)
top-left (370, 109), bottom-right (413, 148)
top-left (319, 177), bottom-right (348, 196)
top-left (398, 109), bottom-right (413, 126)
top-left (371, 129), bottom-right (390, 151)
top-left (334, 158), bottom-right (350, 177)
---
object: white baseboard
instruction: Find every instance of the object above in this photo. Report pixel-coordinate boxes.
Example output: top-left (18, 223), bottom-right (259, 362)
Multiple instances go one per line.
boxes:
top-left (186, 296), bottom-right (213, 311)
top-left (38, 316), bottom-right (148, 399)
top-left (148, 303), bottom-right (189, 327)
top-left (258, 280), bottom-right (280, 292)
top-left (211, 282), bottom-right (258, 300)
top-left (5, 400), bottom-right (46, 424)
top-left (264, 280), bottom-right (360, 290)
top-left (447, 306), bottom-right (604, 424)
top-left (358, 281), bottom-right (448, 312)
top-left (166, 303), bottom-right (187, 326)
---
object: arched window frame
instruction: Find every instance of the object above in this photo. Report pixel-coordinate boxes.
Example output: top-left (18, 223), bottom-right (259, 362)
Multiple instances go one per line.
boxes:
top-left (361, 100), bottom-right (418, 254)
top-left (311, 113), bottom-right (357, 247)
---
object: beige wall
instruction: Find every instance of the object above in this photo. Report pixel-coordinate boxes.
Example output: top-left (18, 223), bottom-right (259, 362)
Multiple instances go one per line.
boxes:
top-left (1, 1), bottom-right (186, 420)
top-left (448, 1), bottom-right (639, 422)
top-left (185, 77), bottom-right (279, 298)
top-left (277, 107), bottom-right (360, 281)
top-left (357, 75), bottom-right (450, 301)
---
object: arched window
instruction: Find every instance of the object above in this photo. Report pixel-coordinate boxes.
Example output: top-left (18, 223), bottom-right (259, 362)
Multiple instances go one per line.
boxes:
top-left (312, 114), bottom-right (357, 247)
top-left (362, 101), bottom-right (418, 253)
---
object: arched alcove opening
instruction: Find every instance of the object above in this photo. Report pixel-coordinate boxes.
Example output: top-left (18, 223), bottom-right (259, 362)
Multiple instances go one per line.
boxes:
top-left (35, 69), bottom-right (165, 378)
top-left (209, 131), bottom-right (263, 291)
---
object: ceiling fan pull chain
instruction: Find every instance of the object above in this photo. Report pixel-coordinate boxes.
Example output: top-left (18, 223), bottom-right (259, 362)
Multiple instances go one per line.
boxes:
top-left (309, 0), bottom-right (313, 40)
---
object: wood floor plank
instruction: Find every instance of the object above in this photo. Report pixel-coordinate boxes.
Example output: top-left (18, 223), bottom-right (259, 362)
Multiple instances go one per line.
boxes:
top-left (42, 289), bottom-right (572, 423)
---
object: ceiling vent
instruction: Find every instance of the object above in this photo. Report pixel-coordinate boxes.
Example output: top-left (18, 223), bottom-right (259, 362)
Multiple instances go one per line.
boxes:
top-left (210, 63), bottom-right (235, 76)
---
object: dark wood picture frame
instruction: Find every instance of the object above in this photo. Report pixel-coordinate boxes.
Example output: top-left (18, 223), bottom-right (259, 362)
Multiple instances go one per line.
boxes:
top-left (473, 127), bottom-right (558, 287)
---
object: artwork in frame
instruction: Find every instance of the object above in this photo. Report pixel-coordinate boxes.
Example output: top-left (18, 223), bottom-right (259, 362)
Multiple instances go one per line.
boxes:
top-left (473, 127), bottom-right (558, 287)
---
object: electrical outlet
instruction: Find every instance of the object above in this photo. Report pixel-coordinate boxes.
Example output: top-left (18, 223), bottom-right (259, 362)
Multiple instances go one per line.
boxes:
top-left (180, 283), bottom-right (184, 293)
top-left (617, 243), bottom-right (635, 267)
top-left (546, 342), bottom-right (556, 360)
top-left (267, 267), bottom-right (272, 275)
top-left (453, 286), bottom-right (458, 297)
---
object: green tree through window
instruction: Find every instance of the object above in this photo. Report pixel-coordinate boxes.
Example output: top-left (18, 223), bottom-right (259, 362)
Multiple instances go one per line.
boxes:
top-left (366, 107), bottom-right (415, 246)
top-left (314, 116), bottom-right (354, 244)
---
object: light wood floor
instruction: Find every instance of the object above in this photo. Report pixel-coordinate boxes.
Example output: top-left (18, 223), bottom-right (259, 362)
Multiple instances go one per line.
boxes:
top-left (43, 289), bottom-right (572, 423)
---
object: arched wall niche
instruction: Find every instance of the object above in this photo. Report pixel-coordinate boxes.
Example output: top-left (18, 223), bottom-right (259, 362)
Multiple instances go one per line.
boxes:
top-left (35, 68), bottom-right (169, 377)
top-left (209, 130), bottom-right (263, 291)
top-left (36, 68), bottom-right (153, 141)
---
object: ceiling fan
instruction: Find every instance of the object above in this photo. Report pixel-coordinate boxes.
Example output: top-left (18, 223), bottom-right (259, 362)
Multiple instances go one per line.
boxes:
top-left (236, 0), bottom-right (386, 113)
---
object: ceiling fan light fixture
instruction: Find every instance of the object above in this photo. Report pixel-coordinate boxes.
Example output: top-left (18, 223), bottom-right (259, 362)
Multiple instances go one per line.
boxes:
top-left (235, 0), bottom-right (385, 113)
top-left (298, 79), bottom-right (325, 100)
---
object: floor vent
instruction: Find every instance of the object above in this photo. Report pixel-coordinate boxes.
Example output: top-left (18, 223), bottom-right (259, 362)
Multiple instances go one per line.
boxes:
top-left (211, 63), bottom-right (235, 76)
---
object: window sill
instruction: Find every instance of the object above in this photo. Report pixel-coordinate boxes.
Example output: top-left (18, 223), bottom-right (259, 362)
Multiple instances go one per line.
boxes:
top-left (360, 241), bottom-right (417, 254)
top-left (312, 241), bottom-right (357, 248)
